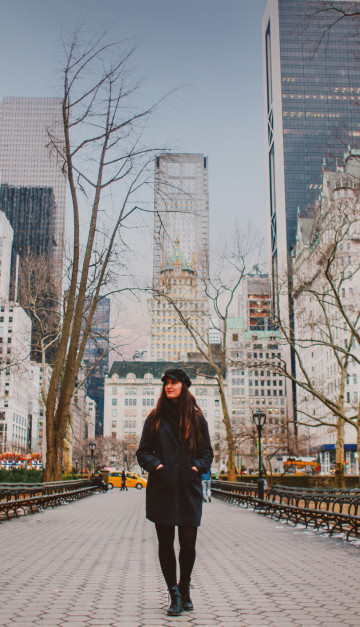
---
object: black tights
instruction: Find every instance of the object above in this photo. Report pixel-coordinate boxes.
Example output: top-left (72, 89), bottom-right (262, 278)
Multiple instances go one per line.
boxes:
top-left (155, 523), bottom-right (198, 588)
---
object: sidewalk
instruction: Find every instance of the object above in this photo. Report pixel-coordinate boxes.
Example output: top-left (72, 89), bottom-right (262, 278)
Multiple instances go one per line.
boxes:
top-left (0, 489), bottom-right (359, 626)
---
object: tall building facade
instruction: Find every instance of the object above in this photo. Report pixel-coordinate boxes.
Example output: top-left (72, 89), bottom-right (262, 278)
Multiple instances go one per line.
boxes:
top-left (150, 153), bottom-right (210, 361)
top-left (226, 273), bottom-right (289, 472)
top-left (0, 185), bottom-right (56, 259)
top-left (293, 155), bottom-right (360, 475)
top-left (262, 0), bottom-right (360, 303)
top-left (0, 303), bottom-right (36, 454)
top-left (148, 239), bottom-right (209, 360)
top-left (153, 153), bottom-right (209, 288)
top-left (0, 97), bottom-right (66, 277)
top-left (226, 328), bottom-right (288, 474)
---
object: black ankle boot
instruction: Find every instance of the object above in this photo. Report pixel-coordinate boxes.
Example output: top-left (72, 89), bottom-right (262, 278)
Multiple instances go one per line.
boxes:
top-left (179, 582), bottom-right (194, 611)
top-left (167, 585), bottom-right (183, 616)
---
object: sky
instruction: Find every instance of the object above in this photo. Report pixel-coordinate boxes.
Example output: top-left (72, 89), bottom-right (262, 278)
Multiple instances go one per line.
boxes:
top-left (0, 0), bottom-right (268, 358)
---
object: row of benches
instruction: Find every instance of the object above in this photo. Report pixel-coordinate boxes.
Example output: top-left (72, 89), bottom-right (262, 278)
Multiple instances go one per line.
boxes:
top-left (211, 480), bottom-right (360, 541)
top-left (0, 479), bottom-right (99, 520)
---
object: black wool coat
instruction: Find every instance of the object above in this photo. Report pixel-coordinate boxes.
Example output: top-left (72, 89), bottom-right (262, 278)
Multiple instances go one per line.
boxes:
top-left (136, 411), bottom-right (213, 527)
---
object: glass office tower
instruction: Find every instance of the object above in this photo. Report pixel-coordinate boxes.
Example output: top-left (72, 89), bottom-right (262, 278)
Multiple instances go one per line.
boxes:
top-left (263, 0), bottom-right (360, 301)
top-left (0, 97), bottom-right (66, 280)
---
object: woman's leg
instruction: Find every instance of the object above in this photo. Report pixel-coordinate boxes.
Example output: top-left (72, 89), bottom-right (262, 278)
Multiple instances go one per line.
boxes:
top-left (155, 523), bottom-right (177, 587)
top-left (178, 526), bottom-right (198, 584)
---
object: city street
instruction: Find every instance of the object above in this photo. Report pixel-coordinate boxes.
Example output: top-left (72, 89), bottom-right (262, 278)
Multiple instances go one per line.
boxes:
top-left (0, 489), bottom-right (359, 627)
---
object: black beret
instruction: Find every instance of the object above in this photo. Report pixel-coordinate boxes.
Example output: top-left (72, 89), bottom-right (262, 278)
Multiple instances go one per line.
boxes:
top-left (161, 368), bottom-right (192, 388)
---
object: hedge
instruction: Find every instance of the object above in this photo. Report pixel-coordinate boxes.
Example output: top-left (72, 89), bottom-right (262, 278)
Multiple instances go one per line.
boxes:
top-left (0, 469), bottom-right (43, 483)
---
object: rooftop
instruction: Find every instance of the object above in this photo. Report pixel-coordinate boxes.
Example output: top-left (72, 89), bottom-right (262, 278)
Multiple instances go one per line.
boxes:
top-left (108, 360), bottom-right (223, 381)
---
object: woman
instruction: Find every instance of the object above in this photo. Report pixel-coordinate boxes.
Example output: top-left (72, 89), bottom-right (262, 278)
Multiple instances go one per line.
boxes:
top-left (136, 368), bottom-right (213, 617)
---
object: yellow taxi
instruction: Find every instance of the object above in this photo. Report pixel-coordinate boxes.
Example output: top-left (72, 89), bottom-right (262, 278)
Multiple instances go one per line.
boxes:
top-left (107, 470), bottom-right (147, 490)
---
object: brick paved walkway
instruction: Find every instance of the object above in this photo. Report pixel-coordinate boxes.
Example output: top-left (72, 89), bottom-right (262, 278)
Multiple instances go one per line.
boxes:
top-left (0, 489), bottom-right (359, 626)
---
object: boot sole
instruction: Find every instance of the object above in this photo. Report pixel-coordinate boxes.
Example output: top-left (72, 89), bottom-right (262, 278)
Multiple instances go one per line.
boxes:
top-left (167, 610), bottom-right (183, 616)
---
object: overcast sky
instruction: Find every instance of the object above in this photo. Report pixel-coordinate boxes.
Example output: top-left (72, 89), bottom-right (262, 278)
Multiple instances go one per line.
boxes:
top-left (0, 0), bottom-right (268, 356)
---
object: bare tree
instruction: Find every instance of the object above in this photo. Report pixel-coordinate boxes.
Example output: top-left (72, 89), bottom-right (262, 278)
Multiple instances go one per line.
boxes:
top-left (72, 435), bottom-right (139, 471)
top-left (43, 31), bottom-right (167, 481)
top-left (17, 252), bottom-right (62, 364)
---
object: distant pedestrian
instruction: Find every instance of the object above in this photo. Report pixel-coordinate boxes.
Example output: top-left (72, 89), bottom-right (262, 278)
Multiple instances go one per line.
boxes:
top-left (201, 469), bottom-right (211, 502)
top-left (95, 472), bottom-right (108, 492)
top-left (121, 469), bottom-right (128, 491)
top-left (136, 368), bottom-right (213, 617)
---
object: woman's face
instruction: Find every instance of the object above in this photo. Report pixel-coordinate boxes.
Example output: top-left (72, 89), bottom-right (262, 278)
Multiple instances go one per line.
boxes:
top-left (164, 377), bottom-right (183, 400)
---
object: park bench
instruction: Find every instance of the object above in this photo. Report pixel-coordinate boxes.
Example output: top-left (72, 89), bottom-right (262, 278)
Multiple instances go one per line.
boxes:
top-left (211, 480), bottom-right (360, 541)
top-left (0, 479), bottom-right (99, 520)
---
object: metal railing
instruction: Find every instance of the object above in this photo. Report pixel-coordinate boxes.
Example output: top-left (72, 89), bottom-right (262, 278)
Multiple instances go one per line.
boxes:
top-left (211, 480), bottom-right (360, 541)
top-left (0, 479), bottom-right (99, 520)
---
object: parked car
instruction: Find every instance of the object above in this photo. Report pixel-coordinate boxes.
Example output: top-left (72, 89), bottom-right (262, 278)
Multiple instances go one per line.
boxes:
top-left (107, 471), bottom-right (147, 490)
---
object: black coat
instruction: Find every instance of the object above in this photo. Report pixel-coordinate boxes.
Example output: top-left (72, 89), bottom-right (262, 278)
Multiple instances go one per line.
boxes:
top-left (136, 411), bottom-right (213, 527)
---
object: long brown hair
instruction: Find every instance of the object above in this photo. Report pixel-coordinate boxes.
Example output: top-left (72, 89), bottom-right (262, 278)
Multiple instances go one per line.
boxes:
top-left (150, 383), bottom-right (203, 452)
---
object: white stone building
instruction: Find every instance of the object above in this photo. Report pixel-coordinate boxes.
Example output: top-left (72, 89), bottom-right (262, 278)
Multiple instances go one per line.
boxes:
top-left (0, 303), bottom-right (35, 453)
top-left (0, 211), bottom-right (13, 301)
top-left (292, 155), bottom-right (360, 474)
top-left (226, 321), bottom-right (289, 474)
top-left (104, 361), bottom-right (225, 472)
top-left (72, 387), bottom-right (96, 445)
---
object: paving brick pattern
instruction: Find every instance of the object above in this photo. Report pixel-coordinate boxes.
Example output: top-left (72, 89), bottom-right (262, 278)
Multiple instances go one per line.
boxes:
top-left (0, 489), bottom-right (359, 626)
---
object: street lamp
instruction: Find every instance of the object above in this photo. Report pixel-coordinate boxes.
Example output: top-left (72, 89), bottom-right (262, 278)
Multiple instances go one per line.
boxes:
top-left (252, 409), bottom-right (266, 500)
top-left (89, 441), bottom-right (96, 477)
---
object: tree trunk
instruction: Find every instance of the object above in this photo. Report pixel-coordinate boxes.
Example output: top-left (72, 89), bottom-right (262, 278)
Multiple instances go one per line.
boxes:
top-left (218, 375), bottom-right (236, 481)
top-left (43, 396), bottom-right (71, 481)
top-left (357, 407), bottom-right (360, 488)
top-left (334, 414), bottom-right (345, 488)
top-left (43, 418), bottom-right (65, 482)
top-left (63, 412), bottom-right (73, 475)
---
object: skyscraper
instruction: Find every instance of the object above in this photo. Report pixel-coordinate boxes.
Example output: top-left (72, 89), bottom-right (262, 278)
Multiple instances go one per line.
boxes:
top-left (0, 184), bottom-right (56, 263)
top-left (148, 239), bottom-right (209, 360)
top-left (150, 153), bottom-right (210, 361)
top-left (262, 0), bottom-right (360, 303)
top-left (153, 153), bottom-right (209, 288)
top-left (0, 98), bottom-right (66, 277)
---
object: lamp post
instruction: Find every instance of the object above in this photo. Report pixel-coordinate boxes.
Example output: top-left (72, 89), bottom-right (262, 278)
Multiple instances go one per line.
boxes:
top-left (89, 441), bottom-right (96, 477)
top-left (252, 409), bottom-right (266, 500)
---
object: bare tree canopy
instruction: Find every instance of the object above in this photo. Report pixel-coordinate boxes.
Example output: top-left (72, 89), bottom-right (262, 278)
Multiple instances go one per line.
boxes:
top-left (43, 31), bottom-right (168, 481)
